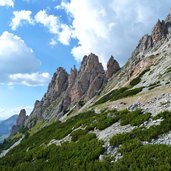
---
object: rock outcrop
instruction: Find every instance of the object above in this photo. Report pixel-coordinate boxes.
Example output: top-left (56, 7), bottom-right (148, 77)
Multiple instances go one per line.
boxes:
top-left (106, 56), bottom-right (120, 79)
top-left (25, 68), bottom-right (68, 128)
top-left (11, 109), bottom-right (27, 135)
top-left (70, 53), bottom-right (106, 102)
top-left (16, 109), bottom-right (27, 127)
top-left (25, 53), bottom-right (119, 128)
top-left (126, 12), bottom-right (171, 79)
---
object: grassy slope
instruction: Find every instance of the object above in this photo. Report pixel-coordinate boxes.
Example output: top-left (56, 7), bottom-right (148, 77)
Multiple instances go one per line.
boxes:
top-left (1, 109), bottom-right (171, 170)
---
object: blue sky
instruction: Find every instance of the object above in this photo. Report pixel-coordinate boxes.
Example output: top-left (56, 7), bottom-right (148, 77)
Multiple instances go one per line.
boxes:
top-left (0, 0), bottom-right (171, 119)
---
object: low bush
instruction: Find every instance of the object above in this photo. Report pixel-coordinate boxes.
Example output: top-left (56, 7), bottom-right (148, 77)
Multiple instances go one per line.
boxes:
top-left (71, 129), bottom-right (87, 142)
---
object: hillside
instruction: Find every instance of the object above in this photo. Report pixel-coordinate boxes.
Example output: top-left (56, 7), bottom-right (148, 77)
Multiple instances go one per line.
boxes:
top-left (1, 10), bottom-right (171, 171)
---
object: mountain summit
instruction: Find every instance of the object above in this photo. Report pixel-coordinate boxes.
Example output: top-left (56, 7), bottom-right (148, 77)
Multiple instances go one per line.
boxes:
top-left (26, 53), bottom-right (120, 128)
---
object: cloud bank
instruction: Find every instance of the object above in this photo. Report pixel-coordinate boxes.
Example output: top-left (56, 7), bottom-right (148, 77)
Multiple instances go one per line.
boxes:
top-left (60, 0), bottom-right (171, 66)
top-left (9, 1), bottom-right (171, 66)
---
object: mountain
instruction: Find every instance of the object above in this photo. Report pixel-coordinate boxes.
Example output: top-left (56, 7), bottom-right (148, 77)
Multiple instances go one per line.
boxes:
top-left (1, 11), bottom-right (171, 171)
top-left (0, 115), bottom-right (18, 143)
top-left (25, 53), bottom-right (120, 128)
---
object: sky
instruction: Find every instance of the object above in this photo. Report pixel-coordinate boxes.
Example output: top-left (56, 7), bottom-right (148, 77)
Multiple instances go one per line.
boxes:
top-left (0, 0), bottom-right (171, 120)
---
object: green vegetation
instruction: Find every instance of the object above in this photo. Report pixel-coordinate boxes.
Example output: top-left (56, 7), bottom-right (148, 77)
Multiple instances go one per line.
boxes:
top-left (29, 120), bottom-right (45, 136)
top-left (94, 68), bottom-right (151, 106)
top-left (129, 77), bottom-right (141, 86)
top-left (165, 66), bottom-right (171, 73)
top-left (114, 145), bottom-right (171, 171)
top-left (0, 136), bottom-right (21, 153)
top-left (118, 139), bottom-right (142, 154)
top-left (71, 129), bottom-right (87, 142)
top-left (110, 111), bottom-right (171, 147)
top-left (148, 81), bottom-right (161, 90)
top-left (1, 110), bottom-right (171, 170)
top-left (78, 100), bottom-right (85, 107)
top-left (94, 87), bottom-right (143, 105)
top-left (130, 68), bottom-right (150, 86)
top-left (0, 134), bottom-right (108, 171)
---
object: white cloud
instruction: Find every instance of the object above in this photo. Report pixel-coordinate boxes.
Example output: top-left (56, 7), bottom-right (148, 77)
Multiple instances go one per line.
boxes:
top-left (0, 0), bottom-right (14, 7)
top-left (58, 24), bottom-right (72, 45)
top-left (11, 10), bottom-right (73, 46)
top-left (0, 106), bottom-right (33, 120)
top-left (9, 72), bottom-right (50, 86)
top-left (35, 10), bottom-right (59, 34)
top-left (49, 38), bottom-right (57, 47)
top-left (10, 10), bottom-right (34, 30)
top-left (0, 31), bottom-right (50, 86)
top-left (59, 0), bottom-right (171, 66)
top-left (35, 10), bottom-right (73, 45)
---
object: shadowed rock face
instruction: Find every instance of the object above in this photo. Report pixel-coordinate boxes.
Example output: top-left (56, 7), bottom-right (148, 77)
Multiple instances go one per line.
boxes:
top-left (16, 109), bottom-right (27, 127)
top-left (70, 53), bottom-right (106, 103)
top-left (106, 56), bottom-right (120, 79)
top-left (25, 68), bottom-right (69, 128)
top-left (11, 109), bottom-right (27, 135)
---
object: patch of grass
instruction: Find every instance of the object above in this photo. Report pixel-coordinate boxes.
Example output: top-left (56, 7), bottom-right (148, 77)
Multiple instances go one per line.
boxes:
top-left (130, 68), bottom-right (150, 86)
top-left (130, 77), bottom-right (141, 86)
top-left (0, 136), bottom-right (21, 153)
top-left (165, 66), bottom-right (171, 73)
top-left (94, 87), bottom-right (128, 105)
top-left (148, 81), bottom-right (161, 90)
top-left (29, 120), bottom-right (45, 136)
top-left (94, 87), bottom-right (143, 105)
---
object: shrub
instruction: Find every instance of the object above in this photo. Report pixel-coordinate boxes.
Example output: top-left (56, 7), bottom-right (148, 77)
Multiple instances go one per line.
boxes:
top-left (71, 129), bottom-right (87, 142)
top-left (130, 77), bottom-right (141, 86)
top-left (118, 139), bottom-right (142, 154)
top-left (110, 133), bottom-right (132, 146)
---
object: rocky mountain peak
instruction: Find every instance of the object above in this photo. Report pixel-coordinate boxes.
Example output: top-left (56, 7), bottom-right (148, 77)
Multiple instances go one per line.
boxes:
top-left (16, 109), bottom-right (27, 127)
top-left (165, 10), bottom-right (171, 23)
top-left (80, 53), bottom-right (104, 73)
top-left (70, 53), bottom-right (106, 102)
top-left (68, 65), bottom-right (77, 87)
top-left (11, 109), bottom-right (27, 135)
top-left (106, 56), bottom-right (120, 79)
top-left (130, 14), bottom-right (171, 68)
top-left (151, 19), bottom-right (166, 43)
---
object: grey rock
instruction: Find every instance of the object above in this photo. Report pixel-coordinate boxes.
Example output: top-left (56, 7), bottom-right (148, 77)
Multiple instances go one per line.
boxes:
top-left (11, 109), bottom-right (27, 135)
top-left (70, 53), bottom-right (106, 103)
top-left (106, 56), bottom-right (120, 79)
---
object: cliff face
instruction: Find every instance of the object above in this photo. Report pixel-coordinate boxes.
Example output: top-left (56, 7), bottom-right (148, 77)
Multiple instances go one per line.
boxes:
top-left (11, 109), bottom-right (27, 135)
top-left (106, 56), bottom-right (120, 79)
top-left (25, 53), bottom-right (120, 128)
top-left (70, 53), bottom-right (106, 102)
